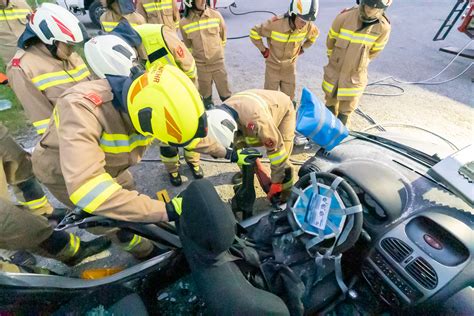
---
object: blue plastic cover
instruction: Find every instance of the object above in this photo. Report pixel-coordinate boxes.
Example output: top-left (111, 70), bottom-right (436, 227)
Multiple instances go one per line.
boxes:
top-left (296, 87), bottom-right (349, 151)
top-left (292, 185), bottom-right (346, 238)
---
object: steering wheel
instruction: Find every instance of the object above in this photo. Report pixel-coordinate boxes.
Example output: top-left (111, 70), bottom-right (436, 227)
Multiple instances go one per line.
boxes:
top-left (286, 172), bottom-right (363, 256)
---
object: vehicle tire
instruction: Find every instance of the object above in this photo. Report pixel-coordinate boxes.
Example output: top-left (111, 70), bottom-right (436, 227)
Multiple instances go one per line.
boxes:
top-left (88, 0), bottom-right (105, 29)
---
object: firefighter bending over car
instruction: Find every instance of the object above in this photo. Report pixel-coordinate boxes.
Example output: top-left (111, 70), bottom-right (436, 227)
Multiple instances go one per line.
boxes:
top-left (322, 0), bottom-right (391, 127)
top-left (96, 20), bottom-right (203, 186)
top-left (6, 3), bottom-right (92, 136)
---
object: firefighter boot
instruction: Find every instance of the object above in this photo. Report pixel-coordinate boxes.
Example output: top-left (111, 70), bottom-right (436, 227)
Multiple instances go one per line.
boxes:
top-left (337, 113), bottom-right (350, 127)
top-left (187, 162), bottom-right (204, 179)
top-left (117, 231), bottom-right (157, 260)
top-left (60, 235), bottom-right (111, 266)
top-left (169, 172), bottom-right (183, 187)
top-left (327, 105), bottom-right (337, 116)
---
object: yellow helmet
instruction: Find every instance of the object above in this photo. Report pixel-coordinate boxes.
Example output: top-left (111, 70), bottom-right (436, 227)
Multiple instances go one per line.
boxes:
top-left (127, 64), bottom-right (207, 146)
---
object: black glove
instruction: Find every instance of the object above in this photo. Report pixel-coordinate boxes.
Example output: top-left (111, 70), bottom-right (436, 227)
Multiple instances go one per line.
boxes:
top-left (226, 148), bottom-right (263, 166)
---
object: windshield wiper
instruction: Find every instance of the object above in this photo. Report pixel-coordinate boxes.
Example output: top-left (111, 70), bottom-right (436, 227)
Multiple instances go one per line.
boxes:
top-left (350, 131), bottom-right (441, 167)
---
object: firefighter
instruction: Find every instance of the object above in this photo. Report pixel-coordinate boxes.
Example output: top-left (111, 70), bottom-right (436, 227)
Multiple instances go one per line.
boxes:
top-left (0, 0), bottom-right (31, 64)
top-left (0, 124), bottom-right (110, 269)
top-left (86, 23), bottom-right (202, 186)
top-left (135, 0), bottom-right (180, 31)
top-left (100, 0), bottom-right (145, 32)
top-left (180, 0), bottom-right (231, 109)
top-left (202, 90), bottom-right (296, 201)
top-left (6, 3), bottom-right (92, 136)
top-left (30, 61), bottom-right (209, 258)
top-left (322, 0), bottom-right (391, 126)
top-left (250, 0), bottom-right (319, 101)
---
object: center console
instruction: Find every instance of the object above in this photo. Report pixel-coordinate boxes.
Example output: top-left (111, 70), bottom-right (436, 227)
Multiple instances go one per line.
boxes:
top-left (362, 211), bottom-right (471, 308)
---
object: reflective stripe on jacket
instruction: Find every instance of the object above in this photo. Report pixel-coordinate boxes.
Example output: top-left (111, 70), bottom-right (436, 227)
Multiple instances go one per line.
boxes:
top-left (33, 79), bottom-right (168, 222)
top-left (100, 3), bottom-right (145, 32)
top-left (322, 7), bottom-right (391, 100)
top-left (0, 0), bottom-right (31, 63)
top-left (250, 15), bottom-right (319, 69)
top-left (135, 0), bottom-right (180, 30)
top-left (6, 44), bottom-right (91, 135)
top-left (179, 8), bottom-right (227, 70)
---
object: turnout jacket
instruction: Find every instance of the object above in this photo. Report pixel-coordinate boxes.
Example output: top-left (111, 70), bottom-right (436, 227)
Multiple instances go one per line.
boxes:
top-left (6, 43), bottom-right (91, 135)
top-left (322, 6), bottom-right (391, 100)
top-left (179, 7), bottom-right (227, 71)
top-left (136, 0), bottom-right (180, 30)
top-left (250, 15), bottom-right (319, 70)
top-left (0, 0), bottom-right (31, 64)
top-left (198, 89), bottom-right (296, 183)
top-left (32, 79), bottom-right (221, 222)
top-left (100, 2), bottom-right (145, 32)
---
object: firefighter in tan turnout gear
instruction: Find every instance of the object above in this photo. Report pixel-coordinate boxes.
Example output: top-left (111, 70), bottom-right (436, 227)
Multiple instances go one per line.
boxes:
top-left (0, 0), bottom-right (31, 64)
top-left (250, 0), bottom-right (319, 101)
top-left (6, 3), bottom-right (92, 136)
top-left (101, 21), bottom-right (202, 186)
top-left (203, 90), bottom-right (296, 201)
top-left (180, 0), bottom-right (231, 109)
top-left (31, 47), bottom-right (204, 258)
top-left (322, 0), bottom-right (391, 126)
top-left (100, 0), bottom-right (145, 32)
top-left (136, 0), bottom-right (180, 30)
top-left (0, 123), bottom-right (110, 269)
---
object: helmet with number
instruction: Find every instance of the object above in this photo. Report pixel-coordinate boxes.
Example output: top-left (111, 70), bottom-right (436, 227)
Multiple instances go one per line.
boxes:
top-left (288, 0), bottom-right (319, 21)
top-left (28, 3), bottom-right (86, 45)
top-left (84, 34), bottom-right (137, 79)
top-left (360, 0), bottom-right (392, 9)
top-left (126, 64), bottom-right (207, 147)
top-left (206, 107), bottom-right (237, 148)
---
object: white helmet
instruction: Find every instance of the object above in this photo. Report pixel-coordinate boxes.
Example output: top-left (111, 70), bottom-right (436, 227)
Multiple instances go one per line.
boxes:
top-left (206, 107), bottom-right (237, 148)
top-left (29, 3), bottom-right (85, 45)
top-left (84, 35), bottom-right (137, 79)
top-left (289, 0), bottom-right (319, 21)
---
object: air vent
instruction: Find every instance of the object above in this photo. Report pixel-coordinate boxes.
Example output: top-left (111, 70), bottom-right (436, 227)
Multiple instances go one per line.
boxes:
top-left (406, 257), bottom-right (438, 290)
top-left (381, 237), bottom-right (413, 262)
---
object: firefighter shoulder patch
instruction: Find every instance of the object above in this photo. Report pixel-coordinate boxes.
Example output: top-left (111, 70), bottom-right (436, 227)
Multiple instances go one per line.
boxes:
top-left (176, 45), bottom-right (185, 58)
top-left (84, 92), bottom-right (103, 107)
top-left (11, 58), bottom-right (21, 67)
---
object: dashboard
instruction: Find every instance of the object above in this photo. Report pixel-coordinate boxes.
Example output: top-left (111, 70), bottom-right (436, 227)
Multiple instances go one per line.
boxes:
top-left (306, 136), bottom-right (474, 310)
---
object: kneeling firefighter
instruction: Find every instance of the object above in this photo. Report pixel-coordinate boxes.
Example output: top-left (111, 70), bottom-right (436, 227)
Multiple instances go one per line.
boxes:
top-left (31, 44), bottom-right (201, 258)
top-left (0, 124), bottom-right (110, 269)
top-left (104, 20), bottom-right (202, 186)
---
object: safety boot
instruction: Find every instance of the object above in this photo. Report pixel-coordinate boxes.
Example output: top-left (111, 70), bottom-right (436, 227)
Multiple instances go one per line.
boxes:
top-left (337, 113), bottom-right (350, 127)
top-left (187, 163), bottom-right (204, 179)
top-left (327, 105), bottom-right (337, 116)
top-left (169, 172), bottom-right (182, 187)
top-left (62, 236), bottom-right (111, 266)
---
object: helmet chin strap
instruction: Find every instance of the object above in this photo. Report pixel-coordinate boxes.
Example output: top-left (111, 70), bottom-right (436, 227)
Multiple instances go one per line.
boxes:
top-left (45, 42), bottom-right (60, 60)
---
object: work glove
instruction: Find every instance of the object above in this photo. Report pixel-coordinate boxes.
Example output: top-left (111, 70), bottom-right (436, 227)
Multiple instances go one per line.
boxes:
top-left (165, 196), bottom-right (183, 222)
top-left (267, 183), bottom-right (283, 204)
top-left (261, 48), bottom-right (270, 59)
top-left (226, 148), bottom-right (263, 166)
